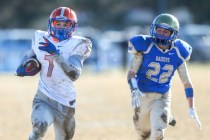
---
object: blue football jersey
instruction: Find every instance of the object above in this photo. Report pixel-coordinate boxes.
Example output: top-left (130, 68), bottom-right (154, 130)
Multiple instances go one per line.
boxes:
top-left (129, 35), bottom-right (192, 94)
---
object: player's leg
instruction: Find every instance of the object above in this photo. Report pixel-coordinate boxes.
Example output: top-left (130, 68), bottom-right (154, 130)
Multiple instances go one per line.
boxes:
top-left (150, 92), bottom-right (171, 140)
top-left (28, 93), bottom-right (54, 140)
top-left (54, 104), bottom-right (75, 140)
top-left (150, 108), bottom-right (168, 140)
top-left (133, 96), bottom-right (151, 140)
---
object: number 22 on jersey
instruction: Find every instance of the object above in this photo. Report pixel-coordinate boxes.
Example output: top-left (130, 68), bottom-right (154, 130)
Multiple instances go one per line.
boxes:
top-left (146, 62), bottom-right (174, 84)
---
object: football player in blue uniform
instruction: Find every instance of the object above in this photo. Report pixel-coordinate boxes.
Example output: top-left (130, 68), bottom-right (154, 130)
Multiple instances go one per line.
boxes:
top-left (127, 13), bottom-right (201, 140)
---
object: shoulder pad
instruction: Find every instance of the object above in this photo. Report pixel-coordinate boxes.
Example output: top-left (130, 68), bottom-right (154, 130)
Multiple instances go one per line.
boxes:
top-left (34, 30), bottom-right (47, 36)
top-left (129, 35), bottom-right (152, 53)
top-left (72, 35), bottom-right (89, 41)
top-left (72, 37), bottom-right (92, 59)
top-left (32, 30), bottom-right (48, 50)
top-left (33, 30), bottom-right (48, 42)
top-left (173, 39), bottom-right (192, 61)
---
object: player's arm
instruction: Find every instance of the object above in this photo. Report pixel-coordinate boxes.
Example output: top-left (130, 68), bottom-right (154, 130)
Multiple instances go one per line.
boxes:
top-left (18, 49), bottom-right (36, 66)
top-left (55, 39), bottom-right (92, 81)
top-left (16, 49), bottom-right (37, 76)
top-left (127, 34), bottom-right (150, 82)
top-left (127, 53), bottom-right (142, 83)
top-left (127, 41), bottom-right (144, 108)
top-left (177, 62), bottom-right (194, 107)
top-left (177, 62), bottom-right (202, 130)
top-left (55, 54), bottom-right (83, 81)
top-left (127, 41), bottom-right (143, 89)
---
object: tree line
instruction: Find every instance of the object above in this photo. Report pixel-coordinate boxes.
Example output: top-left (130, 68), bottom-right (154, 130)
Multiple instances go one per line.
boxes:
top-left (1, 0), bottom-right (209, 30)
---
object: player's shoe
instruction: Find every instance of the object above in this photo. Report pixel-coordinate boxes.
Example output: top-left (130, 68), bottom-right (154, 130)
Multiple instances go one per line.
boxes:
top-left (169, 116), bottom-right (176, 126)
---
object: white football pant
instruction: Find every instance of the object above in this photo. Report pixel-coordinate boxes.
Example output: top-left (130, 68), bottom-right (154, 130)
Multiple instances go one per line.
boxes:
top-left (28, 90), bottom-right (75, 140)
top-left (133, 92), bottom-right (171, 140)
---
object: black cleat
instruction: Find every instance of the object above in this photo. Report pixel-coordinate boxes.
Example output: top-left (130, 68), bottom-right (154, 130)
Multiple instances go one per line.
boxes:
top-left (169, 117), bottom-right (176, 126)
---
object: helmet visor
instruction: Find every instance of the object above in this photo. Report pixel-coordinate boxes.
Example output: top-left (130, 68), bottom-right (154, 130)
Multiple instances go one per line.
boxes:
top-left (52, 20), bottom-right (73, 29)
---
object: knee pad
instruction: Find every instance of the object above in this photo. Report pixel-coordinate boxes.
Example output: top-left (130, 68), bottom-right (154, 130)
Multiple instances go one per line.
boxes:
top-left (32, 121), bottom-right (48, 137)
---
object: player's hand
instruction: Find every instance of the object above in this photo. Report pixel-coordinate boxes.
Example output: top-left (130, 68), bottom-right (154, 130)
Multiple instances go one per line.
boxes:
top-left (16, 65), bottom-right (37, 77)
top-left (39, 37), bottom-right (60, 55)
top-left (188, 108), bottom-right (202, 130)
top-left (131, 89), bottom-right (144, 109)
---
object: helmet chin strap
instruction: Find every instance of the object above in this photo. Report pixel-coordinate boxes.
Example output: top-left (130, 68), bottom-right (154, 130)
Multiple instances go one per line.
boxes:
top-left (153, 34), bottom-right (172, 46)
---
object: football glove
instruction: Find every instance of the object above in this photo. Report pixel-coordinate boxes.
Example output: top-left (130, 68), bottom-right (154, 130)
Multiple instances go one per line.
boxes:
top-left (39, 37), bottom-right (60, 55)
top-left (131, 89), bottom-right (144, 109)
top-left (16, 65), bottom-right (38, 77)
top-left (188, 108), bottom-right (202, 130)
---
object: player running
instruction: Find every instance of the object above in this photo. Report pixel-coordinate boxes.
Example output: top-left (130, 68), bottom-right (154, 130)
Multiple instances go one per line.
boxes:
top-left (127, 13), bottom-right (201, 140)
top-left (16, 7), bottom-right (92, 140)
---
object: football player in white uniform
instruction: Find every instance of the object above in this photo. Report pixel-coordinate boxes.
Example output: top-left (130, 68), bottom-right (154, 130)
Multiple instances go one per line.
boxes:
top-left (16, 7), bottom-right (92, 140)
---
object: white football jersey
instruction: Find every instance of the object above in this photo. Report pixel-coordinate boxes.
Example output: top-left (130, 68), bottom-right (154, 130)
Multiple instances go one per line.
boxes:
top-left (32, 30), bottom-right (91, 108)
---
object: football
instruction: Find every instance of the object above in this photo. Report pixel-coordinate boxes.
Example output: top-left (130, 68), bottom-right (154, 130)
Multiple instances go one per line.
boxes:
top-left (24, 57), bottom-right (41, 75)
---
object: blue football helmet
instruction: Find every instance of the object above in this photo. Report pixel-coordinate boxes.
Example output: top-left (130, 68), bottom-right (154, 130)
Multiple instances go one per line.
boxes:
top-left (150, 13), bottom-right (180, 46)
top-left (48, 7), bottom-right (78, 41)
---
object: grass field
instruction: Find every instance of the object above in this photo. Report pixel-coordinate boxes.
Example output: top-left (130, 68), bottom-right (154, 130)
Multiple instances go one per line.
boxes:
top-left (0, 63), bottom-right (209, 140)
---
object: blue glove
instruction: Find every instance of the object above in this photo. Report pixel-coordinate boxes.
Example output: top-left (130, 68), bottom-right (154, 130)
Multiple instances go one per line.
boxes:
top-left (16, 65), bottom-right (38, 77)
top-left (39, 37), bottom-right (60, 55)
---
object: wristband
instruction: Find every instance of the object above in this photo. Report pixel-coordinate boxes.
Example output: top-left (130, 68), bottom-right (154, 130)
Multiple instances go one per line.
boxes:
top-left (128, 78), bottom-right (138, 91)
top-left (185, 88), bottom-right (194, 98)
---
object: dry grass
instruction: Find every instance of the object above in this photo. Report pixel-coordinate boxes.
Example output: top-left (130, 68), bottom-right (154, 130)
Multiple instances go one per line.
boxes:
top-left (0, 63), bottom-right (209, 140)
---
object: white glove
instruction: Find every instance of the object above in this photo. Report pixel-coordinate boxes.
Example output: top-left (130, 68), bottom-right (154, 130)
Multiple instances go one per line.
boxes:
top-left (131, 89), bottom-right (144, 109)
top-left (188, 108), bottom-right (202, 130)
